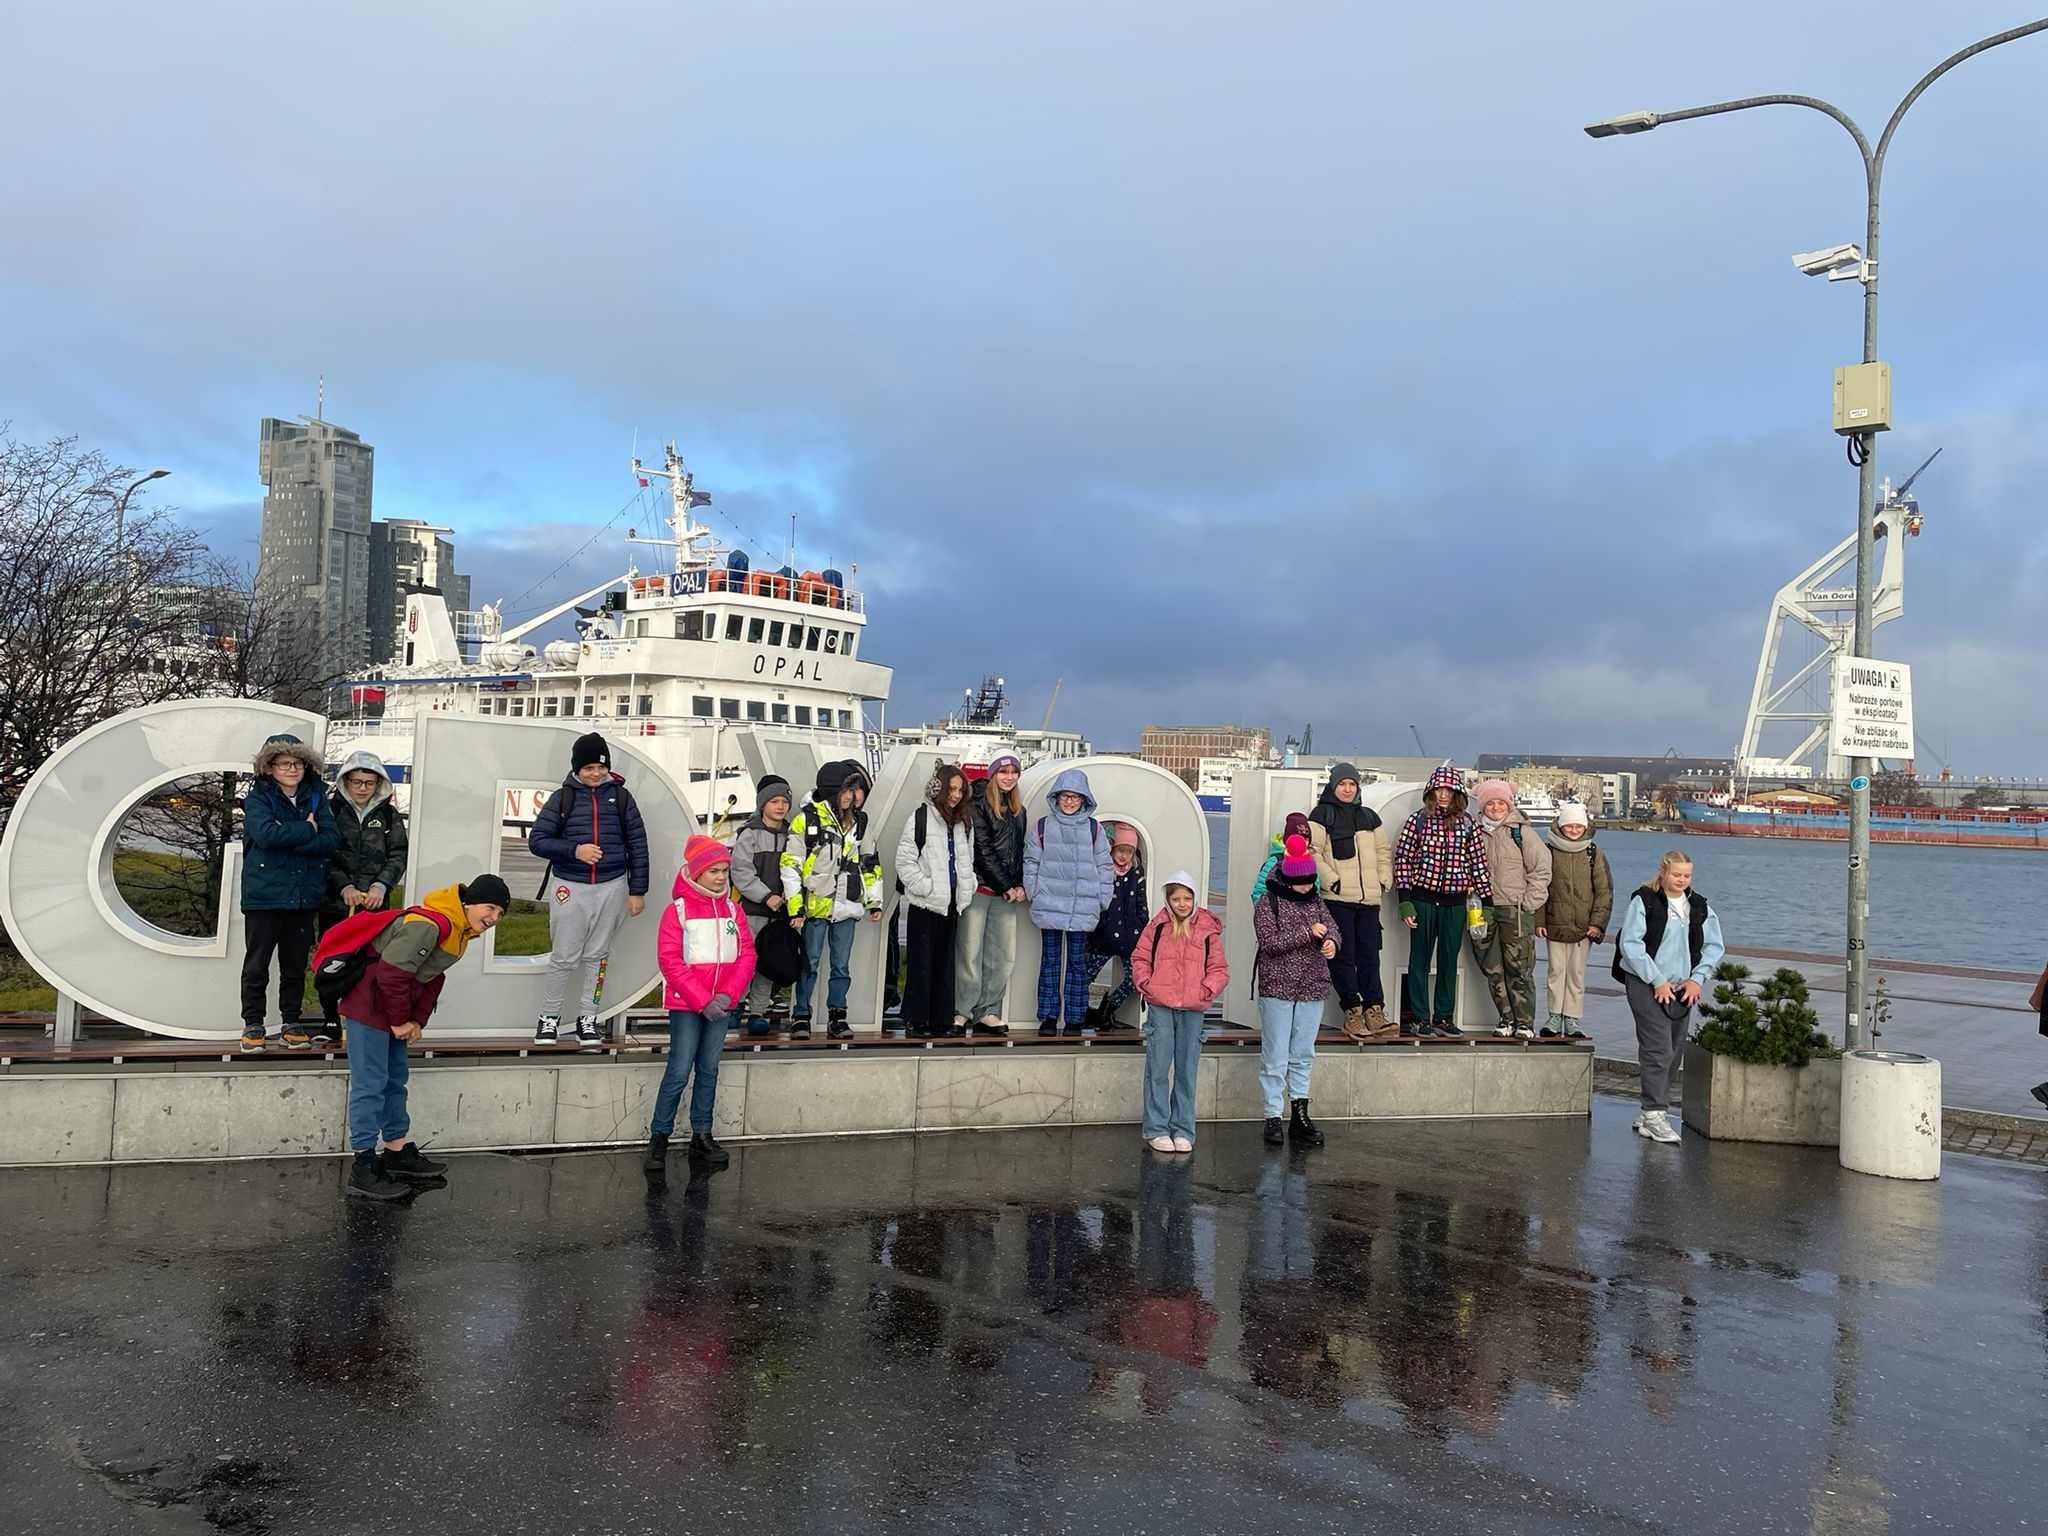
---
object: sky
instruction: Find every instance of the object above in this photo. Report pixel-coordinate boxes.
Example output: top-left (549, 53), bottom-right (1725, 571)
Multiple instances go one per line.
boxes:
top-left (3, 1), bottom-right (2044, 772)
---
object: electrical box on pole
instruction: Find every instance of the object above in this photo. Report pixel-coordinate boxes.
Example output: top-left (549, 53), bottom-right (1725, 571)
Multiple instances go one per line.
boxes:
top-left (1833, 362), bottom-right (1891, 434)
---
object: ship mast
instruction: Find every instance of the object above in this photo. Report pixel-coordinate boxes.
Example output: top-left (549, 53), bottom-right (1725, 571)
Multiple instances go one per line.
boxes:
top-left (628, 441), bottom-right (717, 575)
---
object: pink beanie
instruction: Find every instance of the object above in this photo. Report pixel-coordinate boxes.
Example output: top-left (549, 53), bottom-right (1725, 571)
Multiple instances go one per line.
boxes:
top-left (1278, 834), bottom-right (1317, 881)
top-left (1475, 779), bottom-right (1516, 810)
top-left (1111, 822), bottom-right (1139, 850)
top-left (684, 834), bottom-right (732, 879)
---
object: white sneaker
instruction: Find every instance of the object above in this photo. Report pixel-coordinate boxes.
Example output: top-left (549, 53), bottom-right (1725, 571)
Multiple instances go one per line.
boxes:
top-left (1512, 1023), bottom-right (1534, 1040)
top-left (1634, 1109), bottom-right (1681, 1144)
top-left (1170, 1136), bottom-right (1194, 1153)
top-left (1147, 1135), bottom-right (1176, 1152)
top-left (1493, 1021), bottom-right (1514, 1038)
top-left (977, 1013), bottom-right (1005, 1029)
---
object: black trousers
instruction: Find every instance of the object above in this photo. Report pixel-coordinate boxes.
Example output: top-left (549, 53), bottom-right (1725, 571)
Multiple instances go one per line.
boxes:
top-left (241, 908), bottom-right (316, 1029)
top-left (1325, 901), bottom-right (1384, 1009)
top-left (901, 903), bottom-right (959, 1028)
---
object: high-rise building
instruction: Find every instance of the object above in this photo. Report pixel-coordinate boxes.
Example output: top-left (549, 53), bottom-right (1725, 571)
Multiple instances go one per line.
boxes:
top-left (368, 519), bottom-right (469, 665)
top-left (257, 416), bottom-right (375, 686)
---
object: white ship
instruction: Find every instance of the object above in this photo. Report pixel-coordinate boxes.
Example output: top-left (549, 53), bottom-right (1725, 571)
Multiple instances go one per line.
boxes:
top-left (1513, 788), bottom-right (1562, 826)
top-left (885, 675), bottom-right (1091, 776)
top-left (1196, 752), bottom-right (1266, 813)
top-left (326, 442), bottom-right (892, 813)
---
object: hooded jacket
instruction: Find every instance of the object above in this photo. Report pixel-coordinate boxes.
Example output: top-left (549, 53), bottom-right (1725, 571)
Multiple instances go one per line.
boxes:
top-left (657, 867), bottom-right (757, 1012)
top-left (334, 882), bottom-right (475, 1034)
top-left (322, 751), bottom-right (409, 919)
top-left (1308, 766), bottom-right (1392, 907)
top-left (1022, 767), bottom-right (1116, 932)
top-left (1393, 764), bottom-right (1492, 905)
top-left (1475, 805), bottom-right (1553, 916)
top-left (241, 734), bottom-right (341, 911)
top-left (1540, 830), bottom-right (1613, 943)
top-left (1130, 878), bottom-right (1228, 1011)
top-left (896, 799), bottom-right (976, 916)
top-left (529, 769), bottom-right (651, 894)
top-left (782, 761), bottom-right (881, 922)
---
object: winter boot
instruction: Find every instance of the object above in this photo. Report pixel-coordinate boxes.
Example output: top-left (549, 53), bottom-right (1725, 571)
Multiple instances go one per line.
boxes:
top-left (1288, 1099), bottom-right (1325, 1148)
top-left (827, 1007), bottom-right (853, 1041)
top-left (1340, 1004), bottom-right (1370, 1042)
top-left (688, 1132), bottom-right (731, 1167)
top-left (380, 1142), bottom-right (449, 1181)
top-left (643, 1131), bottom-right (670, 1171)
top-left (345, 1150), bottom-right (410, 1202)
top-left (1262, 1115), bottom-right (1286, 1146)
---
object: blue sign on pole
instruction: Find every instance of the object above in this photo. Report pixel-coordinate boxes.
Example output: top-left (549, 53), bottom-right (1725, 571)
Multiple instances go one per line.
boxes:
top-left (1850, 775), bottom-right (1870, 793)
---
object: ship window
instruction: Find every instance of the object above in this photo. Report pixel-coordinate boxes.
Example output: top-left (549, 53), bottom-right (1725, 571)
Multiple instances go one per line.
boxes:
top-left (837, 710), bottom-right (853, 730)
top-left (746, 700), bottom-right (765, 721)
top-left (767, 621), bottom-right (784, 646)
top-left (824, 629), bottom-right (839, 653)
top-left (805, 626), bottom-right (820, 651)
top-left (841, 630), bottom-right (856, 656)
top-left (747, 617), bottom-right (765, 644)
top-left (581, 697), bottom-right (595, 716)
top-left (614, 696), bottom-right (629, 716)
top-left (494, 698), bottom-right (509, 716)
top-left (788, 624), bottom-right (803, 651)
top-left (771, 703), bottom-right (789, 723)
top-left (510, 698), bottom-right (525, 717)
top-left (719, 698), bottom-right (740, 720)
top-left (637, 695), bottom-right (654, 716)
top-left (675, 611), bottom-right (706, 641)
top-left (724, 612), bottom-right (743, 641)
top-left (692, 695), bottom-right (714, 717)
top-left (543, 697), bottom-right (559, 717)
top-left (794, 705), bottom-right (812, 726)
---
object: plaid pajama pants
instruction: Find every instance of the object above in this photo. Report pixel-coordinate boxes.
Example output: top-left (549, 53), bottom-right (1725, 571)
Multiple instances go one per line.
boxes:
top-left (1036, 930), bottom-right (1091, 1025)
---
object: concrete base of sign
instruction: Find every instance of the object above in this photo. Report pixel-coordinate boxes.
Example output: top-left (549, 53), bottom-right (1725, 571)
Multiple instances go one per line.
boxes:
top-left (1680, 1042), bottom-right (1842, 1146)
top-left (0, 1042), bottom-right (1591, 1166)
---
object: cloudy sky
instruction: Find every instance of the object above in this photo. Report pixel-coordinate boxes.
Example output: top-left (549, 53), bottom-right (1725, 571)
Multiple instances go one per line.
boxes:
top-left (4, 2), bottom-right (2043, 771)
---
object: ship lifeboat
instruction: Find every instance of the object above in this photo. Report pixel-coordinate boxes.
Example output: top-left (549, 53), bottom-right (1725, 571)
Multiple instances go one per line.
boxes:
top-left (749, 570), bottom-right (790, 600)
top-left (796, 570), bottom-right (839, 607)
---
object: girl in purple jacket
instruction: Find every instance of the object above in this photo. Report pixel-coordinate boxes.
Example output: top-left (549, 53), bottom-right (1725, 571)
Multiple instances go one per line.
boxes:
top-left (1252, 835), bottom-right (1337, 1150)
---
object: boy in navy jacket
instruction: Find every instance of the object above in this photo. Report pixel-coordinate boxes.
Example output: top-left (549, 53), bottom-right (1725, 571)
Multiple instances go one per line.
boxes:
top-left (527, 732), bottom-right (649, 1047)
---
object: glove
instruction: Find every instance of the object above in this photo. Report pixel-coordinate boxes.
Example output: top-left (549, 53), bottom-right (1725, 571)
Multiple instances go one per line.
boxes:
top-left (702, 994), bottom-right (733, 1026)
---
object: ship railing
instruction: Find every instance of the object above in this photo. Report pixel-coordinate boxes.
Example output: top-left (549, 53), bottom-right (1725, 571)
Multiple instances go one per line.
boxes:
top-left (323, 712), bottom-right (875, 752)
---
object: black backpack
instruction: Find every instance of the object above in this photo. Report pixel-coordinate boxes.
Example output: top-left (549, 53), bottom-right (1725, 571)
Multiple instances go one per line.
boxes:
top-left (894, 804), bottom-right (930, 896)
top-left (752, 915), bottom-right (804, 987)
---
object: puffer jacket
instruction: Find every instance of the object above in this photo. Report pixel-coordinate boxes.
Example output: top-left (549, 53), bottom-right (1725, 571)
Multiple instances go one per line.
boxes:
top-left (657, 868), bottom-right (756, 1012)
top-left (529, 772), bottom-right (651, 894)
top-left (896, 802), bottom-right (976, 916)
top-left (1090, 863), bottom-right (1149, 957)
top-left (1307, 804), bottom-right (1392, 909)
top-left (322, 751), bottom-right (409, 919)
top-left (333, 883), bottom-right (474, 1034)
top-left (1022, 767), bottom-right (1116, 932)
top-left (1476, 808), bottom-right (1552, 916)
top-left (1130, 903), bottom-right (1228, 1011)
top-left (1540, 833), bottom-right (1613, 943)
top-left (1394, 764), bottom-right (1491, 904)
top-left (782, 798), bottom-right (882, 921)
top-left (970, 792), bottom-right (1026, 894)
top-left (241, 735), bottom-right (340, 912)
top-left (730, 814), bottom-right (790, 918)
top-left (1251, 888), bottom-right (1338, 1003)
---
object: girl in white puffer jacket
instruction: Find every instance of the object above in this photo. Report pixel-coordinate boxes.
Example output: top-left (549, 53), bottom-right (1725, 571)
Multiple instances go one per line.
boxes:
top-left (896, 763), bottom-right (977, 1039)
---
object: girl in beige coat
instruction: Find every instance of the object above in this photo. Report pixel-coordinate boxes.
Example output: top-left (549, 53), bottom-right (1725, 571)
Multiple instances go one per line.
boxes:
top-left (1537, 802), bottom-right (1611, 1037)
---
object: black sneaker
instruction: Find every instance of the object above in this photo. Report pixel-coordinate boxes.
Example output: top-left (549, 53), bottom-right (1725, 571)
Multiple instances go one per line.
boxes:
top-left (574, 1016), bottom-right (603, 1049)
top-left (239, 1028), bottom-right (266, 1054)
top-left (688, 1132), bottom-right (731, 1167)
top-left (1262, 1116), bottom-right (1285, 1146)
top-left (311, 1018), bottom-right (340, 1045)
top-left (346, 1152), bottom-right (411, 1202)
top-left (281, 1021), bottom-right (313, 1049)
top-left (1062, 1023), bottom-right (1087, 1038)
top-left (643, 1131), bottom-right (670, 1172)
top-left (1538, 1026), bottom-right (1560, 1039)
top-left (790, 1020), bottom-right (813, 1041)
top-left (827, 1017), bottom-right (854, 1041)
top-left (1037, 1019), bottom-right (1058, 1037)
top-left (533, 1015), bottom-right (561, 1047)
top-left (380, 1142), bottom-right (449, 1181)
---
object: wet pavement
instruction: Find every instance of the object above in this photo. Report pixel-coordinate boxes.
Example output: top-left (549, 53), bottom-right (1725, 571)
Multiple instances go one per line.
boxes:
top-left (2, 1101), bottom-right (2044, 1535)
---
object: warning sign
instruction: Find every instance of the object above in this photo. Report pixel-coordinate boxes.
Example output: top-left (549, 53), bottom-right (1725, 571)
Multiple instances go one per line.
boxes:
top-left (1829, 657), bottom-right (1914, 759)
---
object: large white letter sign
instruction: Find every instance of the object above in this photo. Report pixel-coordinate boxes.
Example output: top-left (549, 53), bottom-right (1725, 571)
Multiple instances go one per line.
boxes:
top-left (1008, 757), bottom-right (1207, 1027)
top-left (406, 713), bottom-right (698, 1036)
top-left (0, 699), bottom-right (326, 1039)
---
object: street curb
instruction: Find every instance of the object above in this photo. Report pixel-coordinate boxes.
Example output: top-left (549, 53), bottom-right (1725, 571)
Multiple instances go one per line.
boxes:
top-left (1593, 1054), bottom-right (2048, 1137)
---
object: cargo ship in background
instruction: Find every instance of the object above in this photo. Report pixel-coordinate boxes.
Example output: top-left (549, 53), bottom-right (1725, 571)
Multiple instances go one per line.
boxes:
top-left (1677, 796), bottom-right (2048, 848)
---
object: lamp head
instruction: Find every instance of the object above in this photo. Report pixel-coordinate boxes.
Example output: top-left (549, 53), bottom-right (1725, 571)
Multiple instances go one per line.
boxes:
top-left (1584, 111), bottom-right (1658, 138)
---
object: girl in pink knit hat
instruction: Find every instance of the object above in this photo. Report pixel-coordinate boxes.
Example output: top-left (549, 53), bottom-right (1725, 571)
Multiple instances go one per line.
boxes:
top-left (646, 834), bottom-right (754, 1173)
top-left (1083, 822), bottom-right (1147, 1033)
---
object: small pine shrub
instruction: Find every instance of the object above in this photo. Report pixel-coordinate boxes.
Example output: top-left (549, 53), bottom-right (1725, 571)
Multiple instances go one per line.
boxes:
top-left (1694, 962), bottom-right (1840, 1069)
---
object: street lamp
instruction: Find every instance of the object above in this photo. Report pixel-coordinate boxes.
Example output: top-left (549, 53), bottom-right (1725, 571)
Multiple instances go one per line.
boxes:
top-left (1584, 17), bottom-right (2048, 1050)
top-left (111, 468), bottom-right (171, 554)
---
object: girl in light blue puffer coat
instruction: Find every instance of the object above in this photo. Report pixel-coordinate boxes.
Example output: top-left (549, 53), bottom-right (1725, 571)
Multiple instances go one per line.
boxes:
top-left (1023, 768), bottom-right (1116, 1037)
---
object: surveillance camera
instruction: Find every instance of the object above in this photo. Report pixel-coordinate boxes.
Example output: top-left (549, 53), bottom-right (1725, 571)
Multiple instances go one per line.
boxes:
top-left (1792, 243), bottom-right (1863, 276)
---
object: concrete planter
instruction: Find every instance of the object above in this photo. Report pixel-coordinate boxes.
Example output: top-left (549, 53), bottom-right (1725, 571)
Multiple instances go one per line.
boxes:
top-left (1679, 1041), bottom-right (1840, 1146)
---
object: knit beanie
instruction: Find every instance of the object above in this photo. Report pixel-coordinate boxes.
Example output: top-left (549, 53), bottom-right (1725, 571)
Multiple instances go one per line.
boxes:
top-left (459, 873), bottom-right (512, 910)
top-left (572, 732), bottom-right (611, 772)
top-left (987, 753), bottom-right (1022, 776)
top-left (1282, 811), bottom-right (1311, 841)
top-left (1554, 801), bottom-right (1590, 829)
top-left (756, 774), bottom-right (793, 813)
top-left (684, 835), bottom-right (732, 880)
top-left (1111, 822), bottom-right (1139, 851)
top-left (1327, 761), bottom-right (1361, 790)
top-left (1475, 778), bottom-right (1515, 811)
top-left (1278, 834), bottom-right (1316, 881)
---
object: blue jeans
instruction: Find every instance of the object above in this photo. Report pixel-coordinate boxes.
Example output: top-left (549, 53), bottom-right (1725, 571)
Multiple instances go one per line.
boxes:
top-left (798, 917), bottom-right (857, 1020)
top-left (651, 1009), bottom-right (723, 1137)
top-left (344, 1020), bottom-right (411, 1152)
top-left (954, 891), bottom-right (1018, 1018)
top-left (1143, 1006), bottom-right (1205, 1140)
top-left (1036, 929), bottom-right (1090, 1025)
top-left (1256, 996), bottom-right (1322, 1117)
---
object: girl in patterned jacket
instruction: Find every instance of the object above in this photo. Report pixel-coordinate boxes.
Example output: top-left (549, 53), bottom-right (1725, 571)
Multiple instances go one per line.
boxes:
top-left (1393, 764), bottom-right (1492, 1037)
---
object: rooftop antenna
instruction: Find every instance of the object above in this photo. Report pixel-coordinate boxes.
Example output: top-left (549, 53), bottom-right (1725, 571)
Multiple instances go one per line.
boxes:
top-left (316, 373), bottom-right (324, 420)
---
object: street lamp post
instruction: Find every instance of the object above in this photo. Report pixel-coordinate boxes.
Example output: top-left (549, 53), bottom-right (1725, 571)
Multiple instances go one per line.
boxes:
top-left (110, 467), bottom-right (171, 555)
top-left (1585, 17), bottom-right (2048, 1050)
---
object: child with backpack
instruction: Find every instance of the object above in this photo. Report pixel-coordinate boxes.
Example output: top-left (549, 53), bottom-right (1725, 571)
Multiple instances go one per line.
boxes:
top-left (1130, 870), bottom-right (1228, 1153)
top-left (1394, 764), bottom-right (1492, 1037)
top-left (1253, 835), bottom-right (1337, 1149)
top-left (1084, 823), bottom-right (1148, 1034)
top-left (1307, 762), bottom-right (1396, 1042)
top-left (1023, 768), bottom-right (1117, 1037)
top-left (1471, 779), bottom-right (1552, 1039)
top-left (1249, 811), bottom-right (1315, 903)
top-left (730, 775), bottom-right (798, 1036)
top-left (239, 732), bottom-right (340, 1054)
top-left (781, 759), bottom-right (882, 1040)
top-left (322, 873), bottom-right (509, 1201)
top-left (645, 835), bottom-right (754, 1172)
top-left (1538, 802), bottom-right (1611, 1038)
top-left (296, 750), bottom-right (408, 1049)
top-left (527, 732), bottom-right (650, 1049)
top-left (895, 763), bottom-right (977, 1039)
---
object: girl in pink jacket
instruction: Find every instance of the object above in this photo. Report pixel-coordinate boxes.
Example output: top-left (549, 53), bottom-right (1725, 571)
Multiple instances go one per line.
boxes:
top-left (1130, 870), bottom-right (1228, 1154)
top-left (647, 835), bottom-right (755, 1173)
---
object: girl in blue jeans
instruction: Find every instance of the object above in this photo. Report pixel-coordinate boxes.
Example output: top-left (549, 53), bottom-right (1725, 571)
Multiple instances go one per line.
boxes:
top-left (1251, 836), bottom-right (1338, 1150)
top-left (646, 835), bottom-right (755, 1171)
top-left (1129, 872), bottom-right (1229, 1153)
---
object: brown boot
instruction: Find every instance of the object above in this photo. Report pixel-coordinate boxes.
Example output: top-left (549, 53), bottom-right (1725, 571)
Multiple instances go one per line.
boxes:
top-left (1361, 1004), bottom-right (1399, 1042)
top-left (1341, 1004), bottom-right (1370, 1042)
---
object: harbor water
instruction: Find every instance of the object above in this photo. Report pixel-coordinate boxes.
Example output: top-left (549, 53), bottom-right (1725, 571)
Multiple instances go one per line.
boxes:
top-left (1206, 816), bottom-right (2048, 973)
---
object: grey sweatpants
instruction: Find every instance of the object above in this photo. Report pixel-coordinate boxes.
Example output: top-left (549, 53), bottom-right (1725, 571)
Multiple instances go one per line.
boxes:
top-left (542, 876), bottom-right (630, 1019)
top-left (1624, 974), bottom-right (1691, 1110)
